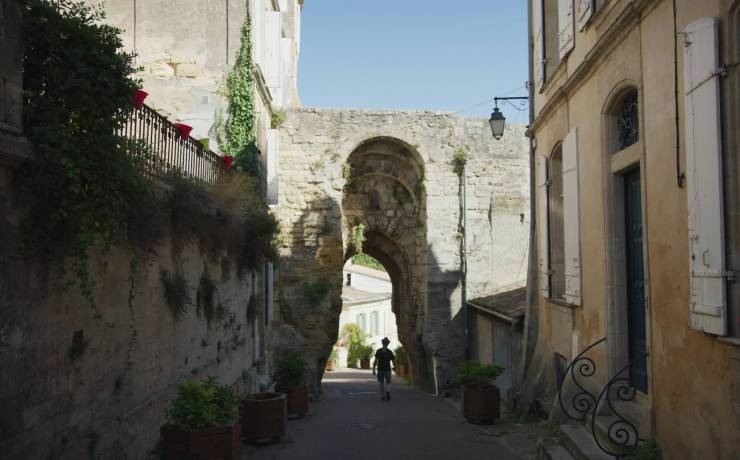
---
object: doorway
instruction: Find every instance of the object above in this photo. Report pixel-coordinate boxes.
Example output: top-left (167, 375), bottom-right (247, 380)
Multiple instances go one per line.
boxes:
top-left (623, 168), bottom-right (647, 393)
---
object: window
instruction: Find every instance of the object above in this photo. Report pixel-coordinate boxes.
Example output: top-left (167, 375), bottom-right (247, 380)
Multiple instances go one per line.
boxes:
top-left (616, 90), bottom-right (639, 151)
top-left (370, 311), bottom-right (379, 336)
top-left (548, 145), bottom-right (566, 300)
top-left (357, 314), bottom-right (367, 335)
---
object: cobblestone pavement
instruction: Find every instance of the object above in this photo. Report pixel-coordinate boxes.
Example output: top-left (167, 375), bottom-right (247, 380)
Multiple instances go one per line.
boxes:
top-left (245, 368), bottom-right (535, 460)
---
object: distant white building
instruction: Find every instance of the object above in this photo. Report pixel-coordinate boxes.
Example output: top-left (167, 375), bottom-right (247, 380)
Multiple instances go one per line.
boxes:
top-left (336, 261), bottom-right (399, 366)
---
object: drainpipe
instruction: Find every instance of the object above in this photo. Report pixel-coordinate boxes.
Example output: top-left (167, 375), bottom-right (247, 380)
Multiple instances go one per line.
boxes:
top-left (520, 0), bottom-right (539, 385)
top-left (463, 162), bottom-right (469, 360)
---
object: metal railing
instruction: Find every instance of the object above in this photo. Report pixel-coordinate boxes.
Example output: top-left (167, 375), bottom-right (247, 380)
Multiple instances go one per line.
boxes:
top-left (120, 104), bottom-right (225, 184)
top-left (557, 337), bottom-right (649, 458)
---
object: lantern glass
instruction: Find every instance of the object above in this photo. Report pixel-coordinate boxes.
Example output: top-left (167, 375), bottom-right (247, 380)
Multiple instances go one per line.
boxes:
top-left (489, 107), bottom-right (506, 139)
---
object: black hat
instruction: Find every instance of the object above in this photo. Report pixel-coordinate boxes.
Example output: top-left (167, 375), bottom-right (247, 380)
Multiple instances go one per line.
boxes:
top-left (381, 337), bottom-right (390, 345)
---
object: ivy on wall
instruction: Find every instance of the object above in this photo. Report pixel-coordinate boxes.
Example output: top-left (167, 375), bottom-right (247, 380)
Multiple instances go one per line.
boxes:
top-left (213, 14), bottom-right (260, 177)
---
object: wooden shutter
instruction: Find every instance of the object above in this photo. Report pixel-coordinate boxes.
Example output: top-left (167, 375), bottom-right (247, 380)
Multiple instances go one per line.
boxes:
top-left (562, 128), bottom-right (582, 305)
top-left (533, 0), bottom-right (545, 90)
top-left (577, 0), bottom-right (593, 31)
top-left (683, 17), bottom-right (727, 336)
top-left (538, 155), bottom-right (550, 296)
top-left (558, 0), bottom-right (575, 59)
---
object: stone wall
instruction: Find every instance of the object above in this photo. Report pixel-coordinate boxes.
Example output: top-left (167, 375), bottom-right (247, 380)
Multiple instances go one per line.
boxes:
top-left (273, 108), bottom-right (530, 392)
top-left (0, 173), bottom-right (268, 458)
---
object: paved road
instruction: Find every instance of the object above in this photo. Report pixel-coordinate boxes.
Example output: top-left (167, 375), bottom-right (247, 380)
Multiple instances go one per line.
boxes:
top-left (246, 368), bottom-right (525, 460)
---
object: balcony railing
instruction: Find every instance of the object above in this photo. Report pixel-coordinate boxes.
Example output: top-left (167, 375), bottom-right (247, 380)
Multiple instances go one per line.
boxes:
top-left (120, 104), bottom-right (225, 184)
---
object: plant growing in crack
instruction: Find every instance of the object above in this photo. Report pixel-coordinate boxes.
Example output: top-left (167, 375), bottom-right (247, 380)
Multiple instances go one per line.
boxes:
top-left (303, 280), bottom-right (330, 306)
top-left (350, 224), bottom-right (366, 254)
top-left (161, 269), bottom-right (191, 320)
top-left (452, 146), bottom-right (469, 177)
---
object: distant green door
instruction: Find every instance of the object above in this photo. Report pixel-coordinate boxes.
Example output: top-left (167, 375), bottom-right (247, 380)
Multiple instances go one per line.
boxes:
top-left (624, 169), bottom-right (648, 393)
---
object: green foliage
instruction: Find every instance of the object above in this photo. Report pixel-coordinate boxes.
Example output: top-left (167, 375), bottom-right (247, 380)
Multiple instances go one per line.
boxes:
top-left (166, 377), bottom-right (239, 431)
top-left (352, 253), bottom-right (386, 272)
top-left (342, 163), bottom-right (352, 181)
top-left (303, 280), bottom-right (330, 306)
top-left (350, 224), bottom-right (366, 254)
top-left (328, 348), bottom-right (338, 362)
top-left (216, 15), bottom-right (259, 177)
top-left (196, 271), bottom-right (217, 326)
top-left (393, 346), bottom-right (407, 366)
top-left (340, 323), bottom-right (369, 368)
top-left (452, 361), bottom-right (505, 389)
top-left (67, 330), bottom-right (89, 361)
top-left (20, 0), bottom-right (149, 311)
top-left (161, 269), bottom-right (191, 320)
top-left (270, 110), bottom-right (286, 129)
top-left (624, 442), bottom-right (662, 460)
top-left (274, 351), bottom-right (308, 387)
top-left (452, 146), bottom-right (469, 177)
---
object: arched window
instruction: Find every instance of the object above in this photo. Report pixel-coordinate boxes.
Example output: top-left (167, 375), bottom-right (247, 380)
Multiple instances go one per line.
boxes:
top-left (615, 89), bottom-right (639, 151)
top-left (548, 144), bottom-right (565, 300)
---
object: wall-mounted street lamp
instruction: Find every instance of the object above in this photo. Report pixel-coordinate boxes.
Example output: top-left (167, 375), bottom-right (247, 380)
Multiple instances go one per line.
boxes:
top-left (489, 96), bottom-right (529, 139)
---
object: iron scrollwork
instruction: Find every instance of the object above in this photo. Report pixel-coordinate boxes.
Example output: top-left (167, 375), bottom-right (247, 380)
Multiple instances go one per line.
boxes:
top-left (590, 354), bottom-right (650, 458)
top-left (557, 337), bottom-right (606, 422)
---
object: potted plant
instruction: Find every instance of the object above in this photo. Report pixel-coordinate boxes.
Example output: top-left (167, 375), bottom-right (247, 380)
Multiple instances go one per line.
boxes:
top-left (325, 349), bottom-right (338, 372)
top-left (241, 392), bottom-right (287, 444)
top-left (274, 352), bottom-right (310, 418)
top-left (340, 323), bottom-right (366, 368)
top-left (359, 344), bottom-right (374, 370)
top-left (453, 361), bottom-right (505, 424)
top-left (161, 377), bottom-right (241, 460)
top-left (394, 346), bottom-right (408, 378)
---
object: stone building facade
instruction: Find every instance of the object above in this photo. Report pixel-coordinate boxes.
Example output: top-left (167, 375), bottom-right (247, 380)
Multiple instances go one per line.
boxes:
top-left (524, 0), bottom-right (740, 458)
top-left (95, 0), bottom-right (303, 202)
top-left (272, 108), bottom-right (530, 393)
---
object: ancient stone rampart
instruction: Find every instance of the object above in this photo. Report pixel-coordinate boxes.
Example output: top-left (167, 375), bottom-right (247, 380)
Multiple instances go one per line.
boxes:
top-left (273, 108), bottom-right (530, 392)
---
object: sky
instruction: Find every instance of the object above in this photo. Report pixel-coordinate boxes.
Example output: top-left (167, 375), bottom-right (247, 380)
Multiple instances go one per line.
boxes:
top-left (297, 1), bottom-right (530, 123)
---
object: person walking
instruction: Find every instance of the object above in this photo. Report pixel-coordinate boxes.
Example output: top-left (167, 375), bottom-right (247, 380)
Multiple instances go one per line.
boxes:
top-left (372, 337), bottom-right (395, 401)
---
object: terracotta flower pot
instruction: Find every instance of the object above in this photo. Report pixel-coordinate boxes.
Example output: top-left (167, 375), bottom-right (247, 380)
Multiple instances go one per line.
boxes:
top-left (174, 123), bottom-right (193, 140)
top-left (360, 358), bottom-right (371, 369)
top-left (325, 360), bottom-right (336, 372)
top-left (160, 423), bottom-right (241, 460)
top-left (461, 386), bottom-right (500, 424)
top-left (133, 89), bottom-right (148, 109)
top-left (276, 383), bottom-right (309, 418)
top-left (396, 364), bottom-right (406, 378)
top-left (241, 392), bottom-right (286, 444)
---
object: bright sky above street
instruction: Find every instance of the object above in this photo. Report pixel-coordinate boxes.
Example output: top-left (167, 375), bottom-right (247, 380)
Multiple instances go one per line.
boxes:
top-left (298, 0), bottom-right (530, 122)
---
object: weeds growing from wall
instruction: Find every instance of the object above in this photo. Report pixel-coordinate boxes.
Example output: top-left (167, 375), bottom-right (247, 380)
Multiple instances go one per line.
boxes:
top-left (350, 224), bottom-right (366, 254)
top-left (452, 146), bottom-right (469, 177)
top-left (303, 280), bottom-right (330, 306)
top-left (161, 269), bottom-right (191, 320)
top-left (196, 271), bottom-right (218, 326)
top-left (67, 330), bottom-right (89, 361)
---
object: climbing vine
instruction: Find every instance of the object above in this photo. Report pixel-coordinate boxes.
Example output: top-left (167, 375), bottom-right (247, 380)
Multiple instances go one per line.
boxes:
top-left (213, 14), bottom-right (260, 177)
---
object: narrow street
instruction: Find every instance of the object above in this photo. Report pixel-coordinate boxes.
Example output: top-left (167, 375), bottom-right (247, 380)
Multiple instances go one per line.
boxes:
top-left (246, 369), bottom-right (531, 460)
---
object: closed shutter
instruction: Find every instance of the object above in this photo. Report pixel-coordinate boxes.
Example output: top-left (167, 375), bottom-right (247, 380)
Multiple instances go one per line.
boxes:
top-left (577, 0), bottom-right (593, 31)
top-left (538, 155), bottom-right (550, 296)
top-left (558, 0), bottom-right (575, 59)
top-left (562, 128), bottom-right (582, 305)
top-left (265, 11), bottom-right (281, 88)
top-left (533, 0), bottom-right (545, 90)
top-left (683, 17), bottom-right (727, 336)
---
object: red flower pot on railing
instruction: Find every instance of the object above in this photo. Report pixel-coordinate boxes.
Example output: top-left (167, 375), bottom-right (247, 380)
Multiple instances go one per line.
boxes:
top-left (133, 89), bottom-right (148, 110)
top-left (174, 123), bottom-right (193, 140)
top-left (223, 155), bottom-right (235, 170)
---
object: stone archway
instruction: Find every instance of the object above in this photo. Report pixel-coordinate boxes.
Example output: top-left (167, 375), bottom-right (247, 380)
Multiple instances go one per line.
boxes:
top-left (272, 108), bottom-right (530, 397)
top-left (342, 137), bottom-right (430, 389)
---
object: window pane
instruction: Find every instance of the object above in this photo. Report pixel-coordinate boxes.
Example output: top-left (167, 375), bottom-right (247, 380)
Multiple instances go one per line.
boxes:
top-left (617, 90), bottom-right (639, 150)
